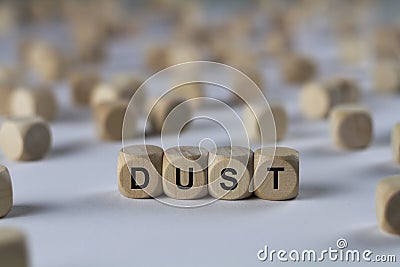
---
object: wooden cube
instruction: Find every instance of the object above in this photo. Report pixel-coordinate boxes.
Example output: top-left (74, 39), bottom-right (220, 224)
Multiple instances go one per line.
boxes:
top-left (91, 79), bottom-right (141, 107)
top-left (282, 54), bottom-right (316, 84)
top-left (0, 165), bottom-right (12, 218)
top-left (93, 101), bottom-right (136, 141)
top-left (167, 43), bottom-right (201, 65)
top-left (69, 70), bottom-right (100, 106)
top-left (169, 83), bottom-right (204, 108)
top-left (145, 45), bottom-right (169, 72)
top-left (9, 86), bottom-right (58, 121)
top-left (162, 146), bottom-right (208, 199)
top-left (339, 36), bottom-right (368, 64)
top-left (330, 105), bottom-right (373, 150)
top-left (148, 96), bottom-right (193, 134)
top-left (373, 60), bottom-right (400, 94)
top-left (0, 66), bottom-right (16, 115)
top-left (244, 103), bottom-right (287, 143)
top-left (376, 176), bottom-right (400, 235)
top-left (300, 78), bottom-right (361, 119)
top-left (391, 123), bottom-right (400, 164)
top-left (113, 74), bottom-right (145, 112)
top-left (231, 67), bottom-right (265, 105)
top-left (0, 116), bottom-right (51, 161)
top-left (373, 27), bottom-right (400, 59)
top-left (208, 146), bottom-right (253, 200)
top-left (28, 41), bottom-right (65, 82)
top-left (0, 82), bottom-right (12, 115)
top-left (0, 227), bottom-right (29, 267)
top-left (253, 147), bottom-right (299, 200)
top-left (71, 18), bottom-right (106, 63)
top-left (118, 145), bottom-right (163, 199)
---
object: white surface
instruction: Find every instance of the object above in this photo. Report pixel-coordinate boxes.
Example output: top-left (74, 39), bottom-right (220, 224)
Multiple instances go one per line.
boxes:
top-left (1, 11), bottom-right (400, 267)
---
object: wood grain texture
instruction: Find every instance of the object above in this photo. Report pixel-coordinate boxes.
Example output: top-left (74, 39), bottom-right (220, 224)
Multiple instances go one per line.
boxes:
top-left (162, 146), bottom-right (208, 199)
top-left (93, 100), bottom-right (136, 141)
top-left (208, 146), bottom-right (253, 200)
top-left (0, 165), bottom-right (12, 218)
top-left (376, 176), bottom-right (400, 235)
top-left (300, 78), bottom-right (360, 119)
top-left (118, 145), bottom-right (163, 199)
top-left (0, 227), bottom-right (29, 267)
top-left (253, 147), bottom-right (299, 200)
top-left (330, 105), bottom-right (373, 150)
top-left (9, 86), bottom-right (58, 121)
top-left (0, 116), bottom-right (51, 161)
top-left (69, 70), bottom-right (100, 106)
top-left (392, 123), bottom-right (400, 164)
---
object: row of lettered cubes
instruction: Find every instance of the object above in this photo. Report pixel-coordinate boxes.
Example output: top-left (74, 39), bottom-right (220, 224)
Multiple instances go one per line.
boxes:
top-left (117, 145), bottom-right (299, 200)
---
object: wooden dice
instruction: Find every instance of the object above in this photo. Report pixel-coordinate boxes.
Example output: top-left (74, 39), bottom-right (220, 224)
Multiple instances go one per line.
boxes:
top-left (330, 105), bottom-right (373, 150)
top-left (93, 100), bottom-right (136, 141)
top-left (0, 165), bottom-right (12, 218)
top-left (253, 147), bottom-right (299, 200)
top-left (0, 228), bottom-right (29, 267)
top-left (265, 30), bottom-right (292, 57)
top-left (118, 145), bottom-right (163, 199)
top-left (338, 36), bottom-right (367, 64)
top-left (208, 146), bottom-right (253, 200)
top-left (376, 176), bottom-right (400, 235)
top-left (118, 145), bottom-right (300, 201)
top-left (0, 116), bottom-right (51, 161)
top-left (282, 54), bottom-right (316, 84)
top-left (231, 67), bottom-right (265, 105)
top-left (27, 41), bottom-right (65, 82)
top-left (300, 78), bottom-right (361, 119)
top-left (148, 96), bottom-right (192, 134)
top-left (162, 146), bottom-right (208, 199)
top-left (91, 77), bottom-right (142, 107)
top-left (69, 70), bottom-right (100, 106)
top-left (70, 18), bottom-right (106, 62)
top-left (373, 60), bottom-right (400, 94)
top-left (0, 66), bottom-right (15, 115)
top-left (0, 83), bottom-right (12, 115)
top-left (169, 83), bottom-right (204, 108)
top-left (244, 103), bottom-right (287, 143)
top-left (10, 86), bottom-right (58, 121)
top-left (113, 74), bottom-right (145, 112)
top-left (392, 123), bottom-right (400, 164)
top-left (145, 45), bottom-right (169, 73)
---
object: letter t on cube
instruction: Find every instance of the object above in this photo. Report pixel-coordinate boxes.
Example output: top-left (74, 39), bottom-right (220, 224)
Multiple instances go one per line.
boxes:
top-left (253, 147), bottom-right (299, 200)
